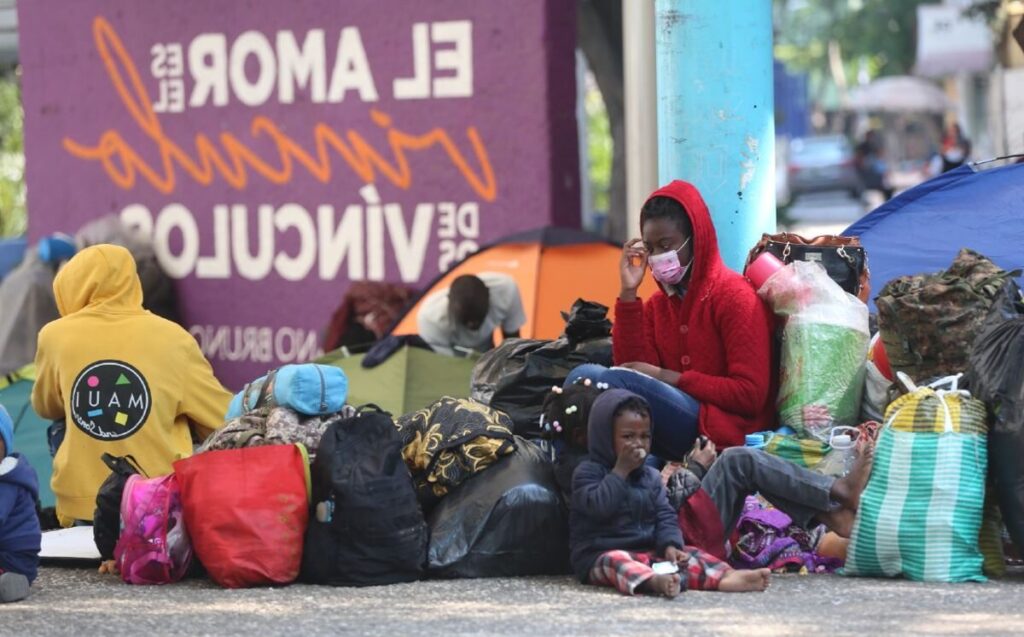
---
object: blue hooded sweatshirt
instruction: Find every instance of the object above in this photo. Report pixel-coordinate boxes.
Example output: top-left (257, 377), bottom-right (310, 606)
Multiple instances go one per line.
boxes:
top-left (568, 389), bottom-right (684, 581)
top-left (0, 453), bottom-right (42, 582)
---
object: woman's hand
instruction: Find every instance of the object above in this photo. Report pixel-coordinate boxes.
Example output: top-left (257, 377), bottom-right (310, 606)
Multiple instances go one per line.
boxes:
top-left (620, 362), bottom-right (681, 386)
top-left (620, 238), bottom-right (647, 301)
top-left (620, 361), bottom-right (661, 378)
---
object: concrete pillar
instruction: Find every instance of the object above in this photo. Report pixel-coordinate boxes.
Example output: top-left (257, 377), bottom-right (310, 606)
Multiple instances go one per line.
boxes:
top-left (623, 0), bottom-right (658, 238)
top-left (654, 1), bottom-right (776, 271)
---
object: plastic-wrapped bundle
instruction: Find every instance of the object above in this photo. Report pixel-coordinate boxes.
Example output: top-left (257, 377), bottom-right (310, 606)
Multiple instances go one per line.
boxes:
top-left (760, 261), bottom-right (869, 441)
top-left (426, 439), bottom-right (568, 578)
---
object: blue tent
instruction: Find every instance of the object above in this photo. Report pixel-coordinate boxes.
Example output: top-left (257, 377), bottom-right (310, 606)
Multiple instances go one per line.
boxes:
top-left (0, 237), bottom-right (26, 282)
top-left (844, 163), bottom-right (1024, 311)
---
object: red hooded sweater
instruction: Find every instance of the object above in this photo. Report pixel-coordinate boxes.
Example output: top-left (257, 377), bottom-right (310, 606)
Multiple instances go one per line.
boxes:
top-left (612, 180), bottom-right (776, 448)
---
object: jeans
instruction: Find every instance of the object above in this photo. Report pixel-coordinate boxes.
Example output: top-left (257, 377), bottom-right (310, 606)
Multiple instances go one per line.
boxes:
top-left (702, 447), bottom-right (835, 533)
top-left (565, 364), bottom-right (700, 460)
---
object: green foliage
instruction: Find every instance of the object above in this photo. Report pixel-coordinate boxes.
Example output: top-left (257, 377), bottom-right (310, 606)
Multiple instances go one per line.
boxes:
top-left (0, 73), bottom-right (25, 237)
top-left (585, 81), bottom-right (611, 214)
top-left (775, 0), bottom-right (942, 79)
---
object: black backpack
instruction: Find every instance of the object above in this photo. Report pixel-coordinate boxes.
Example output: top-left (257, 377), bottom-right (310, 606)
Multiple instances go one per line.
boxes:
top-left (93, 453), bottom-right (146, 561)
top-left (300, 405), bottom-right (428, 586)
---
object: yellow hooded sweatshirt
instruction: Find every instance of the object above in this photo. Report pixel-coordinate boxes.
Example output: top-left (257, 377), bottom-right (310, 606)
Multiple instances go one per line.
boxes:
top-left (32, 244), bottom-right (231, 524)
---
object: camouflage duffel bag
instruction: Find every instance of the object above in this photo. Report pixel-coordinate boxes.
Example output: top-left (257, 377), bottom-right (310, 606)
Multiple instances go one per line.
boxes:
top-left (876, 248), bottom-right (1018, 381)
top-left (198, 405), bottom-right (355, 461)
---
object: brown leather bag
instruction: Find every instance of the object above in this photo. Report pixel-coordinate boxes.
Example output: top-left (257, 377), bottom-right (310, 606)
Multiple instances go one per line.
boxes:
top-left (745, 232), bottom-right (871, 304)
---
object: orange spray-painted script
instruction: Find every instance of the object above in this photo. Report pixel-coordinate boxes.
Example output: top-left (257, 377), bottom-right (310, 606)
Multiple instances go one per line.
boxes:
top-left (62, 17), bottom-right (498, 201)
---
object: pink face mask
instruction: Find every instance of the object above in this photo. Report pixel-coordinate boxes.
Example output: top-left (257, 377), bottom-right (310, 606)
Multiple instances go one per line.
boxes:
top-left (648, 237), bottom-right (693, 286)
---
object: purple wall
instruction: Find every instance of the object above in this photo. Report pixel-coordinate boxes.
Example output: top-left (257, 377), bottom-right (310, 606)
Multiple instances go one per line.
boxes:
top-left (19, 0), bottom-right (579, 388)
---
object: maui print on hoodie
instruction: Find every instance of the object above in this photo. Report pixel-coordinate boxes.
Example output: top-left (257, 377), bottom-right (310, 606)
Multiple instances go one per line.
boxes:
top-left (32, 244), bottom-right (231, 525)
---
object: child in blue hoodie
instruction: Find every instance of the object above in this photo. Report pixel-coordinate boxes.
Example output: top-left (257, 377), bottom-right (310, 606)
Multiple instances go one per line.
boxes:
top-left (0, 405), bottom-right (42, 602)
top-left (569, 389), bottom-right (770, 598)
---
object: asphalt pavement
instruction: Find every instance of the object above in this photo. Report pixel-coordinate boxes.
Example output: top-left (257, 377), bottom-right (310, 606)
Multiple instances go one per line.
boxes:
top-left (2, 565), bottom-right (1023, 636)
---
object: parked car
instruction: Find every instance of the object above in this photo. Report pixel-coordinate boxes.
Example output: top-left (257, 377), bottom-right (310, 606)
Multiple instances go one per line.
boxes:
top-left (787, 135), bottom-right (862, 198)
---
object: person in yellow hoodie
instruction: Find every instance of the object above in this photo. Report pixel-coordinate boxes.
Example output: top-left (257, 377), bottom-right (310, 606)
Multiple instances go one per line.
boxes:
top-left (31, 244), bottom-right (231, 526)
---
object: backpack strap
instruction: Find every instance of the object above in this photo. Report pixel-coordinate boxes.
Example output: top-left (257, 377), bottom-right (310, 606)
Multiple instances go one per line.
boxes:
top-left (233, 429), bottom-right (263, 448)
top-left (253, 369), bottom-right (279, 410)
top-left (355, 403), bottom-right (390, 417)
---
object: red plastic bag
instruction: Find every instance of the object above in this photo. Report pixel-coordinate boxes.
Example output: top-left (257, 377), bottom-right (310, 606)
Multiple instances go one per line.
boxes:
top-left (174, 444), bottom-right (311, 588)
top-left (677, 489), bottom-right (728, 562)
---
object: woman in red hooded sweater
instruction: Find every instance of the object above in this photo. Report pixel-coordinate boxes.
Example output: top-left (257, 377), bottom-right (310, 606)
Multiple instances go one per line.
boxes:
top-left (566, 180), bottom-right (775, 457)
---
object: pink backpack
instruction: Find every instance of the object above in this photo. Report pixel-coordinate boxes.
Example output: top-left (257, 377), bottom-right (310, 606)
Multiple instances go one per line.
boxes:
top-left (114, 474), bottom-right (193, 585)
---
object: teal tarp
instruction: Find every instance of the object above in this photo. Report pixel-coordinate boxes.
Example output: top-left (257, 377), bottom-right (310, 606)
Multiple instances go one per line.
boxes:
top-left (0, 374), bottom-right (55, 506)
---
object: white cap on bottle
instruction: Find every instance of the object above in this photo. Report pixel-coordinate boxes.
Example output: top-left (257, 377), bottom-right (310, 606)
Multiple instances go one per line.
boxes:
top-left (832, 434), bottom-right (853, 448)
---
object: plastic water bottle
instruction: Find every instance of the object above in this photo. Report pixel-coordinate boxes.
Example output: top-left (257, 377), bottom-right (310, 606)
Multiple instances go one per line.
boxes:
top-left (818, 433), bottom-right (856, 477)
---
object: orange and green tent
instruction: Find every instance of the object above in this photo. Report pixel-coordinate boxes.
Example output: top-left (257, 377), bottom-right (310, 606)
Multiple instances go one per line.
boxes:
top-left (391, 227), bottom-right (659, 341)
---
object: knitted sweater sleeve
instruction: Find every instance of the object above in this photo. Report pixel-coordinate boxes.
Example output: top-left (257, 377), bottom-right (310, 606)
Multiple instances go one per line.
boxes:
top-left (675, 286), bottom-right (771, 417)
top-left (612, 297), bottom-right (661, 366)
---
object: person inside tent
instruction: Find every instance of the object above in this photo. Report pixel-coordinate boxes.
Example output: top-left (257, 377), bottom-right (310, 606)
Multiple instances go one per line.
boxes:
top-left (417, 273), bottom-right (527, 357)
top-left (567, 180), bottom-right (775, 458)
top-left (31, 244), bottom-right (231, 527)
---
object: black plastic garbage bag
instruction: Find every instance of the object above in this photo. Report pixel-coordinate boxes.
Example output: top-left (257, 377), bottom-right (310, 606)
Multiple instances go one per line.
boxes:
top-left (561, 299), bottom-right (613, 345)
top-left (965, 281), bottom-right (1024, 550)
top-left (426, 438), bottom-right (569, 578)
top-left (471, 299), bottom-right (614, 436)
top-left (470, 337), bottom-right (611, 436)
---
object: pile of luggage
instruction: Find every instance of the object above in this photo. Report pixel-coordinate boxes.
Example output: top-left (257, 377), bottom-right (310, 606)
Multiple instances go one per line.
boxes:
top-left (91, 234), bottom-right (1024, 587)
top-left (749, 236), bottom-right (1024, 582)
top-left (95, 345), bottom-right (589, 587)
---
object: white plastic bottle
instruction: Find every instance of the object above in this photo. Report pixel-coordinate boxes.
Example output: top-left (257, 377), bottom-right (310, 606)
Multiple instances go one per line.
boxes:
top-left (818, 433), bottom-right (856, 477)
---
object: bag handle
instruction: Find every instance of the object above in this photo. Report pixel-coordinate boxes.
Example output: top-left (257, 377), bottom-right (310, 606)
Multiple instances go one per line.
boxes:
top-left (883, 387), bottom-right (966, 435)
top-left (101, 452), bottom-right (148, 478)
top-left (355, 403), bottom-right (389, 416)
top-left (254, 369), bottom-right (278, 410)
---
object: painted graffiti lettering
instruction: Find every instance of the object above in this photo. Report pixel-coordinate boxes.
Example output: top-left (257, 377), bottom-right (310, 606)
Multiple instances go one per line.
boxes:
top-left (121, 186), bottom-right (476, 283)
top-left (63, 17), bottom-right (497, 200)
top-left (189, 324), bottom-right (322, 364)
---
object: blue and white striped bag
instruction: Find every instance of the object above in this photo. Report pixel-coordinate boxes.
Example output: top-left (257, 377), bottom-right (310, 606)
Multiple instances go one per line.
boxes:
top-left (844, 383), bottom-right (988, 582)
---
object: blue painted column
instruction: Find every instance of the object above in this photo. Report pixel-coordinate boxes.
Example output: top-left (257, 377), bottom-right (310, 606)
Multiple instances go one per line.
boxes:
top-left (654, 1), bottom-right (776, 272)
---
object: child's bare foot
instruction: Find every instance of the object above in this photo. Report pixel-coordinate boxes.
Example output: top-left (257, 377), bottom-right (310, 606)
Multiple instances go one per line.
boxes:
top-left (829, 437), bottom-right (875, 511)
top-left (98, 559), bottom-right (119, 575)
top-left (717, 568), bottom-right (771, 593)
top-left (641, 573), bottom-right (681, 598)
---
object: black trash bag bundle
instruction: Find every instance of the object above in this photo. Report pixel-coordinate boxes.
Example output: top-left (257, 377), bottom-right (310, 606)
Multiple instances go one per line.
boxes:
top-left (966, 281), bottom-right (1024, 551)
top-left (426, 438), bottom-right (568, 578)
top-left (301, 405), bottom-right (429, 586)
top-left (470, 338), bottom-right (610, 436)
top-left (93, 454), bottom-right (146, 561)
top-left (561, 299), bottom-right (613, 344)
top-left (470, 300), bottom-right (613, 436)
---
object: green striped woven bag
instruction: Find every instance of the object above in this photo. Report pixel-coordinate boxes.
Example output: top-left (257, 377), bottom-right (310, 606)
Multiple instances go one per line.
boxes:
top-left (845, 386), bottom-right (988, 582)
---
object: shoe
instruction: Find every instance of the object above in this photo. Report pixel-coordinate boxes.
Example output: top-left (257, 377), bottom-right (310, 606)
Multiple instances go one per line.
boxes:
top-left (0, 572), bottom-right (30, 603)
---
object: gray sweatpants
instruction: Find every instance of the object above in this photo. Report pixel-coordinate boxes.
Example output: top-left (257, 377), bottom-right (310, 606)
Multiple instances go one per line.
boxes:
top-left (702, 447), bottom-right (835, 534)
